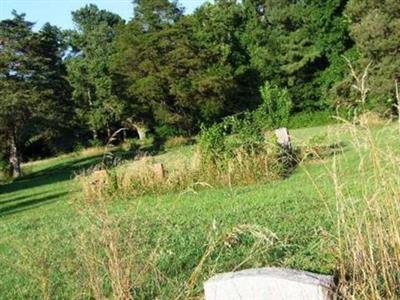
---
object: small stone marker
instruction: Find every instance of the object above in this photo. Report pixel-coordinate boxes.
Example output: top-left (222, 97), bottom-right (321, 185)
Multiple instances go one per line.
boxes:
top-left (204, 268), bottom-right (336, 300)
top-left (91, 169), bottom-right (108, 186)
top-left (275, 128), bottom-right (292, 151)
top-left (153, 163), bottom-right (165, 180)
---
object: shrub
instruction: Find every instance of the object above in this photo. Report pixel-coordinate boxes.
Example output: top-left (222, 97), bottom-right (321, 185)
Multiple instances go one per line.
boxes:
top-left (198, 113), bottom-right (264, 163)
top-left (198, 112), bottom-right (296, 185)
top-left (80, 112), bottom-right (295, 199)
top-left (258, 81), bottom-right (292, 129)
top-left (89, 138), bottom-right (103, 147)
top-left (155, 124), bottom-right (181, 140)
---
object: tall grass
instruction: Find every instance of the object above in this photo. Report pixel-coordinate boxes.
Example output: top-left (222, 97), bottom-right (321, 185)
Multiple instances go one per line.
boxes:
top-left (75, 199), bottom-right (134, 300)
top-left (333, 121), bottom-right (400, 299)
top-left (71, 177), bottom-right (280, 299)
top-left (79, 142), bottom-right (288, 200)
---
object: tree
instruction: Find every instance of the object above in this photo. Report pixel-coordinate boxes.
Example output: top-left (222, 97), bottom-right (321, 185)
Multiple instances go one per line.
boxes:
top-left (242, 0), bottom-right (352, 111)
top-left (0, 12), bottom-right (69, 177)
top-left (27, 23), bottom-right (74, 156)
top-left (133, 0), bottom-right (183, 31)
top-left (112, 0), bottom-right (189, 138)
top-left (67, 4), bottom-right (124, 142)
top-left (113, 0), bottom-right (254, 138)
top-left (191, 0), bottom-right (260, 115)
top-left (346, 0), bottom-right (400, 113)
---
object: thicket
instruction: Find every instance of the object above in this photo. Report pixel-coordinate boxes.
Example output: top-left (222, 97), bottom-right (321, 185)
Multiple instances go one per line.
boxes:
top-left (80, 87), bottom-right (299, 200)
top-left (1, 0), bottom-right (400, 176)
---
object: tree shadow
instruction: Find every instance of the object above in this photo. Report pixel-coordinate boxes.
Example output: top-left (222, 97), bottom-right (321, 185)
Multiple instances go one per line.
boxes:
top-left (0, 148), bottom-right (143, 216)
top-left (0, 154), bottom-right (104, 196)
top-left (0, 191), bottom-right (69, 217)
top-left (0, 146), bottom-right (161, 217)
top-left (0, 190), bottom-right (54, 205)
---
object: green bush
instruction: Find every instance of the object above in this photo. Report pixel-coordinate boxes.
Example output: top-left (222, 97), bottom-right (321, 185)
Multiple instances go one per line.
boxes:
top-left (89, 138), bottom-right (102, 147)
top-left (198, 113), bottom-right (264, 163)
top-left (197, 111), bottom-right (297, 184)
top-left (258, 82), bottom-right (292, 129)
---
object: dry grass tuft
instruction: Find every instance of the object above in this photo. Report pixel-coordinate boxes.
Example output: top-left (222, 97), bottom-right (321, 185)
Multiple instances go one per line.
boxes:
top-left (78, 142), bottom-right (287, 199)
top-left (357, 111), bottom-right (386, 127)
top-left (333, 122), bottom-right (400, 299)
top-left (76, 204), bottom-right (134, 300)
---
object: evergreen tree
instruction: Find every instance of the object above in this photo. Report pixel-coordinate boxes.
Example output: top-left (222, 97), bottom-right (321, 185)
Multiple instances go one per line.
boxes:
top-left (243, 0), bottom-right (352, 111)
top-left (0, 12), bottom-right (69, 177)
top-left (67, 4), bottom-right (124, 142)
top-left (346, 0), bottom-right (400, 112)
top-left (26, 23), bottom-right (74, 156)
top-left (112, 0), bottom-right (184, 138)
top-left (113, 0), bottom-right (260, 137)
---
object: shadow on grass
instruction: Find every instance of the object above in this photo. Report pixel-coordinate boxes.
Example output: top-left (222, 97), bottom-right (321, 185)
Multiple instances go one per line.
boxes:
top-left (0, 149), bottom-right (141, 217)
top-left (0, 191), bottom-right (69, 217)
top-left (0, 154), bottom-right (104, 196)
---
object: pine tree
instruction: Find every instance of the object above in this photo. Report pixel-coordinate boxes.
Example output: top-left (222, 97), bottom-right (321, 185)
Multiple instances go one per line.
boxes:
top-left (346, 0), bottom-right (400, 112)
top-left (67, 4), bottom-right (123, 142)
top-left (0, 12), bottom-right (69, 177)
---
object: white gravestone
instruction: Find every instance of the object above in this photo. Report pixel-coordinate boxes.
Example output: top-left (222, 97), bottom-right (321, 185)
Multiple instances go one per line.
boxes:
top-left (204, 268), bottom-right (336, 300)
top-left (275, 128), bottom-right (292, 151)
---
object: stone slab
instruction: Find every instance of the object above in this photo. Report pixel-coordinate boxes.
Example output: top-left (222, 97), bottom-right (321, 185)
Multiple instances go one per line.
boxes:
top-left (204, 268), bottom-right (336, 300)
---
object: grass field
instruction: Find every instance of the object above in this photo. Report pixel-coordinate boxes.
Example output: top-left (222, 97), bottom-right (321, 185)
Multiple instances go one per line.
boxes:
top-left (0, 123), bottom-right (398, 299)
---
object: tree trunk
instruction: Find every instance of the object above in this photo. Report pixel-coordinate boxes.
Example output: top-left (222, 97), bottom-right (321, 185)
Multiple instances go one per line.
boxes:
top-left (107, 126), bottom-right (111, 141)
top-left (92, 129), bottom-right (98, 141)
top-left (133, 123), bottom-right (148, 141)
top-left (9, 128), bottom-right (21, 178)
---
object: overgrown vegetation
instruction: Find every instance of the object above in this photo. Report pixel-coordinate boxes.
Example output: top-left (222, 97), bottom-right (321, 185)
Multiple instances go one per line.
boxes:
top-left (2, 0), bottom-right (400, 299)
top-left (2, 121), bottom-right (400, 298)
top-left (2, 0), bottom-right (400, 176)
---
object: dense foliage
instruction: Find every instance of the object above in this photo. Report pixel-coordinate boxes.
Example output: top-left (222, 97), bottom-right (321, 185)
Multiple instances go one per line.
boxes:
top-left (1, 0), bottom-right (400, 176)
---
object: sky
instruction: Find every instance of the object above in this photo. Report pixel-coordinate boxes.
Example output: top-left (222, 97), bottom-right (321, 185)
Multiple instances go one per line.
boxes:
top-left (0, 0), bottom-right (209, 30)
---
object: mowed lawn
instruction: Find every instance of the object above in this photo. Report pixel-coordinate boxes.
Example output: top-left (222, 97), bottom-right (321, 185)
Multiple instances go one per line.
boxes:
top-left (0, 123), bottom-right (398, 299)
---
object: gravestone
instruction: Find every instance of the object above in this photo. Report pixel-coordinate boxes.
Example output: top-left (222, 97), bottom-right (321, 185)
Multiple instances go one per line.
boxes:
top-left (204, 268), bottom-right (336, 300)
top-left (153, 163), bottom-right (165, 180)
top-left (275, 128), bottom-right (292, 152)
top-left (91, 169), bottom-right (108, 187)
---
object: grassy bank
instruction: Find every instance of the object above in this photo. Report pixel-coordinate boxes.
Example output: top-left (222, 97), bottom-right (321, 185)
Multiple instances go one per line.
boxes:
top-left (1, 123), bottom-right (399, 299)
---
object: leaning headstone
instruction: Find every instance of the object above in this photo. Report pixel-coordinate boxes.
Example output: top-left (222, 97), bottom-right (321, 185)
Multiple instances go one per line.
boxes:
top-left (153, 163), bottom-right (165, 180)
top-left (275, 127), bottom-right (292, 152)
top-left (204, 268), bottom-right (336, 300)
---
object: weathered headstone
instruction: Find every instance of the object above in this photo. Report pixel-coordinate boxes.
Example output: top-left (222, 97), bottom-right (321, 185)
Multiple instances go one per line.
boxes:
top-left (153, 163), bottom-right (165, 180)
top-left (204, 268), bottom-right (336, 300)
top-left (275, 128), bottom-right (292, 152)
top-left (91, 169), bottom-right (108, 187)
